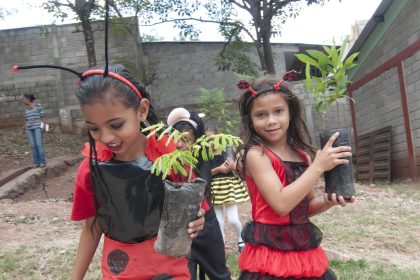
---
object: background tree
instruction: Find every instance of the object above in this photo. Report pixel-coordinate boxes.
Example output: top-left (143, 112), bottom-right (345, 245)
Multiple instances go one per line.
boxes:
top-left (0, 6), bottom-right (15, 20)
top-left (0, 8), bottom-right (6, 19)
top-left (195, 87), bottom-right (240, 135)
top-left (107, 0), bottom-right (150, 83)
top-left (136, 0), bottom-right (330, 75)
top-left (206, 0), bottom-right (330, 75)
top-left (43, 0), bottom-right (100, 68)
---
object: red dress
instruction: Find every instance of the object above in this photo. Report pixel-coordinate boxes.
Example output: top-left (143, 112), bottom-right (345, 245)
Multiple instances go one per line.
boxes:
top-left (239, 147), bottom-right (336, 279)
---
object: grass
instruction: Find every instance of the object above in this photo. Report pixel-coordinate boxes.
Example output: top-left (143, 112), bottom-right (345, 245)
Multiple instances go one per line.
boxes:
top-left (379, 182), bottom-right (420, 200)
top-left (330, 259), bottom-right (420, 280)
top-left (1, 182), bottom-right (419, 279)
top-left (1, 248), bottom-right (419, 280)
top-left (226, 254), bottom-right (420, 279)
top-left (0, 245), bottom-right (101, 280)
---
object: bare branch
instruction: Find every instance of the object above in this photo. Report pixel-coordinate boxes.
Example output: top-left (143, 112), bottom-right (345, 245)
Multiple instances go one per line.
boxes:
top-left (138, 16), bottom-right (255, 41)
top-left (229, 0), bottom-right (251, 12)
top-left (108, 1), bottom-right (136, 37)
top-left (64, 0), bottom-right (75, 9)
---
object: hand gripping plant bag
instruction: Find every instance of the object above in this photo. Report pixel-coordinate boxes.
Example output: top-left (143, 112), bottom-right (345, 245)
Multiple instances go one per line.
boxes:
top-left (154, 178), bottom-right (206, 257)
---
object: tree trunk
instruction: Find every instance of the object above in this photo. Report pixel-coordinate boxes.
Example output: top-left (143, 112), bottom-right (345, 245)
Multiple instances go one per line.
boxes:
top-left (80, 18), bottom-right (97, 68)
top-left (261, 0), bottom-right (275, 74)
top-left (262, 32), bottom-right (275, 74)
top-left (74, 0), bottom-right (97, 68)
top-left (255, 39), bottom-right (267, 72)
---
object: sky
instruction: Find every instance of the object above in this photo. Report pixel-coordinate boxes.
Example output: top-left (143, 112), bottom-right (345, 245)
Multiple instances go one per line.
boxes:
top-left (0, 0), bottom-right (383, 45)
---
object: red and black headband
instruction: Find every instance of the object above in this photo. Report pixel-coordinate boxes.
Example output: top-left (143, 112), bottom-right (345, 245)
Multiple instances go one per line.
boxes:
top-left (237, 70), bottom-right (300, 97)
top-left (10, 1), bottom-right (143, 100)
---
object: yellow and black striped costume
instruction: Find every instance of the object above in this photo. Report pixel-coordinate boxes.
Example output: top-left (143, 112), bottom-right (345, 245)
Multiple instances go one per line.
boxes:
top-left (210, 155), bottom-right (249, 205)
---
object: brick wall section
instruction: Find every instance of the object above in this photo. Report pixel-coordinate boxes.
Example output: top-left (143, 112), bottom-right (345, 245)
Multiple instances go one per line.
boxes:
top-left (0, 21), bottom-right (138, 131)
top-left (0, 22), bottom-right (352, 148)
top-left (351, 0), bottom-right (420, 178)
top-left (353, 1), bottom-right (419, 80)
top-left (143, 41), bottom-right (296, 109)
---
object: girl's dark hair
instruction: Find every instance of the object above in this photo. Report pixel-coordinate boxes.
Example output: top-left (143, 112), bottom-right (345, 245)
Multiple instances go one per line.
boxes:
top-left (24, 94), bottom-right (36, 102)
top-left (76, 64), bottom-right (161, 232)
top-left (76, 64), bottom-right (159, 126)
top-left (238, 75), bottom-right (316, 176)
top-left (172, 112), bottom-right (205, 140)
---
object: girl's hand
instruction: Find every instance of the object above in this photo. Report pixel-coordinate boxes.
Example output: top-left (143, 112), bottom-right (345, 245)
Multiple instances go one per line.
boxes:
top-left (324, 193), bottom-right (356, 207)
top-left (224, 158), bottom-right (236, 171)
top-left (219, 163), bottom-right (231, 174)
top-left (313, 132), bottom-right (352, 173)
top-left (187, 208), bottom-right (205, 238)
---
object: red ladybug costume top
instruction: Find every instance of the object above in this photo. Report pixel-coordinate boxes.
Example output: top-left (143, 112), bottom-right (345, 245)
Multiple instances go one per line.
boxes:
top-left (239, 146), bottom-right (333, 279)
top-left (71, 135), bottom-right (192, 279)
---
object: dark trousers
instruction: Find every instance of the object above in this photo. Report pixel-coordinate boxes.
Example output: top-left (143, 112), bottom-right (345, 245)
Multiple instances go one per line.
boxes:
top-left (189, 208), bottom-right (231, 280)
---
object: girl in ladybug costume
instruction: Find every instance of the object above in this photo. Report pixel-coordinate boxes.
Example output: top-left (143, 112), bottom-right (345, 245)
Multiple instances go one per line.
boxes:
top-left (236, 73), bottom-right (356, 279)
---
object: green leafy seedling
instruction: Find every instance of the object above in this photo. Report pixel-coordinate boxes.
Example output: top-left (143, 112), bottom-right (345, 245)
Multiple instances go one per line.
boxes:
top-left (142, 122), bottom-right (243, 182)
top-left (295, 38), bottom-right (359, 113)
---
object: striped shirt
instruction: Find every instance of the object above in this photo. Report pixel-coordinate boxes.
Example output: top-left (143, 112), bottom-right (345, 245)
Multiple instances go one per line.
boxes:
top-left (24, 104), bottom-right (45, 129)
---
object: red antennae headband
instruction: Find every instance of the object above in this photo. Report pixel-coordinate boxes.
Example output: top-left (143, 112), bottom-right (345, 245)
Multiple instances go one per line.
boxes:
top-left (82, 70), bottom-right (143, 99)
top-left (236, 70), bottom-right (300, 97)
top-left (12, 66), bottom-right (144, 100)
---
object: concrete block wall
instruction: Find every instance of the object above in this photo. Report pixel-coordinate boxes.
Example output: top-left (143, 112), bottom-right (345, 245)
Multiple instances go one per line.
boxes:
top-left (1, 21), bottom-right (353, 149)
top-left (351, 0), bottom-right (420, 178)
top-left (144, 41), bottom-right (352, 147)
top-left (353, 68), bottom-right (411, 178)
top-left (292, 82), bottom-right (353, 149)
top-left (0, 20), bottom-right (139, 131)
top-left (143, 41), bottom-right (294, 109)
top-left (353, 1), bottom-right (418, 80)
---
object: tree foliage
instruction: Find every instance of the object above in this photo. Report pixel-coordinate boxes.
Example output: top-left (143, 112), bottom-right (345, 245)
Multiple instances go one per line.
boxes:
top-left (295, 38), bottom-right (358, 112)
top-left (43, 0), bottom-right (100, 67)
top-left (0, 7), bottom-right (8, 19)
top-left (130, 0), bottom-right (330, 75)
top-left (195, 87), bottom-right (240, 135)
top-left (142, 123), bottom-right (242, 181)
top-left (40, 1), bottom-right (332, 78)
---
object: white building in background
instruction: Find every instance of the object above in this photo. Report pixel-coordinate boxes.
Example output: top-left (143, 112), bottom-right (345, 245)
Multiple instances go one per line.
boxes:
top-left (350, 20), bottom-right (368, 47)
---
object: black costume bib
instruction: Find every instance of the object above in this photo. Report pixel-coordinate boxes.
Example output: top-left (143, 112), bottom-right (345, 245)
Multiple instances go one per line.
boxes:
top-left (92, 155), bottom-right (164, 243)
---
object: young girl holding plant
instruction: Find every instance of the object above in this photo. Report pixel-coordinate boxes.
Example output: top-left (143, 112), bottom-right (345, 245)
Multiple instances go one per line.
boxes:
top-left (167, 107), bottom-right (231, 280)
top-left (69, 65), bottom-right (204, 279)
top-left (236, 73), bottom-right (355, 279)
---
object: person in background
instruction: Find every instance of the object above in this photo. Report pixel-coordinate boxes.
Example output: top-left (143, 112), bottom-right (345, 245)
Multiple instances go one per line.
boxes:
top-left (205, 127), bottom-right (249, 253)
top-left (22, 94), bottom-right (47, 168)
top-left (167, 107), bottom-right (231, 280)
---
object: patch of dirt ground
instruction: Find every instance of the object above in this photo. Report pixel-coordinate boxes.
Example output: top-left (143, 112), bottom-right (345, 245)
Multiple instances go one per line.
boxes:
top-left (1, 128), bottom-right (420, 271)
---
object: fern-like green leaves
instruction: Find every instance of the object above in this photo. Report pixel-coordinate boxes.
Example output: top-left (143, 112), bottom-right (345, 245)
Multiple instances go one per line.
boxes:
top-left (152, 150), bottom-right (198, 180)
top-left (142, 123), bottom-right (243, 181)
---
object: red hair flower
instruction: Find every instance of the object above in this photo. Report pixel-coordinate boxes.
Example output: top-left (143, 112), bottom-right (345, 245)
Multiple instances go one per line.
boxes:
top-left (81, 141), bottom-right (114, 162)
